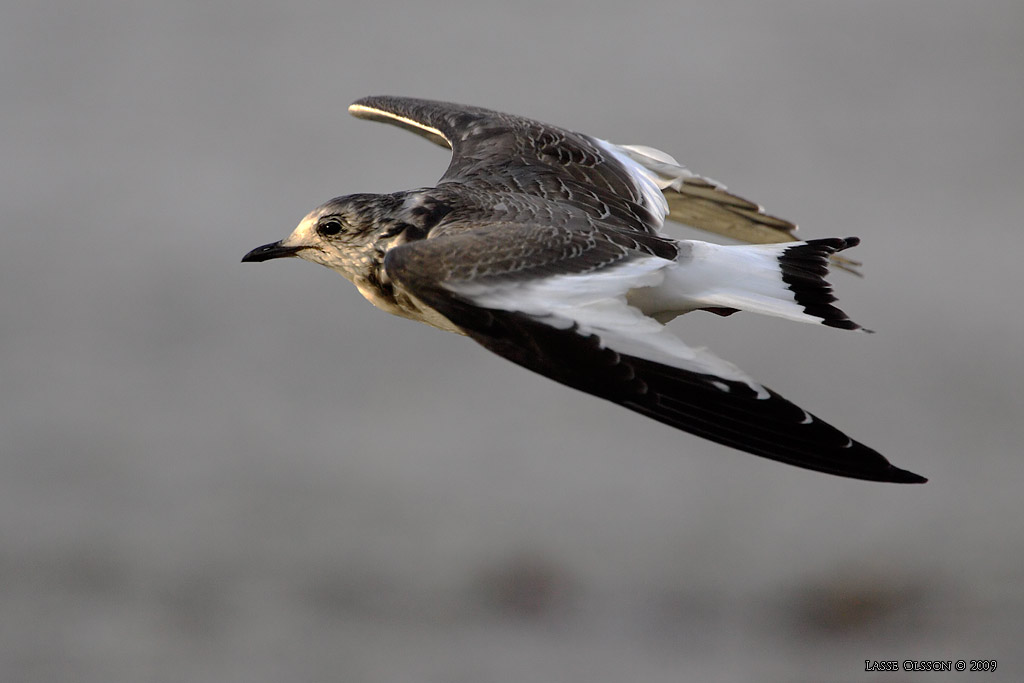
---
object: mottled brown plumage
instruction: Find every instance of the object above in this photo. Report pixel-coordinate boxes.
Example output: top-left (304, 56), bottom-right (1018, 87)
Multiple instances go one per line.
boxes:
top-left (242, 96), bottom-right (923, 483)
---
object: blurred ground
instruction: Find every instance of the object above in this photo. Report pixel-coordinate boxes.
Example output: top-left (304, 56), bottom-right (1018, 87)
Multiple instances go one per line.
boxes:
top-left (2, 1), bottom-right (1023, 681)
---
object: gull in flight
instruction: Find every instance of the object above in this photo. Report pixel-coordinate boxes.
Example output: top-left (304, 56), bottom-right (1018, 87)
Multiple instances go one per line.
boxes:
top-left (243, 96), bottom-right (925, 484)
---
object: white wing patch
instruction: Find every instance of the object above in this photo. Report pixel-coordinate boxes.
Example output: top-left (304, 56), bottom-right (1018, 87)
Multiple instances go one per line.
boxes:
top-left (615, 143), bottom-right (732, 199)
top-left (611, 142), bottom-right (805, 246)
top-left (447, 256), bottom-right (769, 397)
top-left (591, 138), bottom-right (670, 225)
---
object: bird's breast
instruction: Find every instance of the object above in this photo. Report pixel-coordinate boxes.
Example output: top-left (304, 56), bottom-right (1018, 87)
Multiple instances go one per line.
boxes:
top-left (354, 275), bottom-right (465, 335)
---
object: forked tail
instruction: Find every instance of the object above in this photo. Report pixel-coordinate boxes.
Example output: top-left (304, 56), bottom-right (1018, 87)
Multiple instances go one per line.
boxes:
top-left (632, 237), bottom-right (868, 330)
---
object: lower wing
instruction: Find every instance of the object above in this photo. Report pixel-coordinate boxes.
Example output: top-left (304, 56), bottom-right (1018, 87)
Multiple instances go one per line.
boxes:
top-left (384, 230), bottom-right (925, 483)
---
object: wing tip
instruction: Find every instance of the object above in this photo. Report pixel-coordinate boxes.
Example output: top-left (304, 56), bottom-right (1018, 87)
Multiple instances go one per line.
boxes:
top-left (349, 95), bottom-right (387, 112)
top-left (347, 97), bottom-right (453, 148)
top-left (884, 465), bottom-right (928, 484)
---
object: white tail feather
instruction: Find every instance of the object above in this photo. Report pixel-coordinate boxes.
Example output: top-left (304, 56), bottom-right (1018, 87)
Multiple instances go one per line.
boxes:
top-left (627, 239), bottom-right (864, 330)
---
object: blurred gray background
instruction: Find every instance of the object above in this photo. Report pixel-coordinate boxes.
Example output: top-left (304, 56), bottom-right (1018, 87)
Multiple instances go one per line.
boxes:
top-left (3, 1), bottom-right (1022, 681)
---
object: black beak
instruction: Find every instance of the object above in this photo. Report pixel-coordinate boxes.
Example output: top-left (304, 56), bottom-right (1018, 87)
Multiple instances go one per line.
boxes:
top-left (241, 241), bottom-right (305, 263)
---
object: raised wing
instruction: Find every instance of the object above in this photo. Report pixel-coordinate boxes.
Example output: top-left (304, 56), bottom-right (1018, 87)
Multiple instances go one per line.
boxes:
top-left (382, 222), bottom-right (924, 484)
top-left (350, 96), bottom-right (861, 272)
top-left (349, 96), bottom-right (667, 233)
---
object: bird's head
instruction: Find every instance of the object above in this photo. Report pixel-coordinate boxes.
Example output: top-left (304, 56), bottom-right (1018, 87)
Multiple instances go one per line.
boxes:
top-left (241, 193), bottom-right (397, 281)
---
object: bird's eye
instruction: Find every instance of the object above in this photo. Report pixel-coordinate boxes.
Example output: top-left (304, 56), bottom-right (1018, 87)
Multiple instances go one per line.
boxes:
top-left (318, 218), bottom-right (344, 236)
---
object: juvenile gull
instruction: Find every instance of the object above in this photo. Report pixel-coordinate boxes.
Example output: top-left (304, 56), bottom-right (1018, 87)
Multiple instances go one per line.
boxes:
top-left (243, 96), bottom-right (925, 484)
